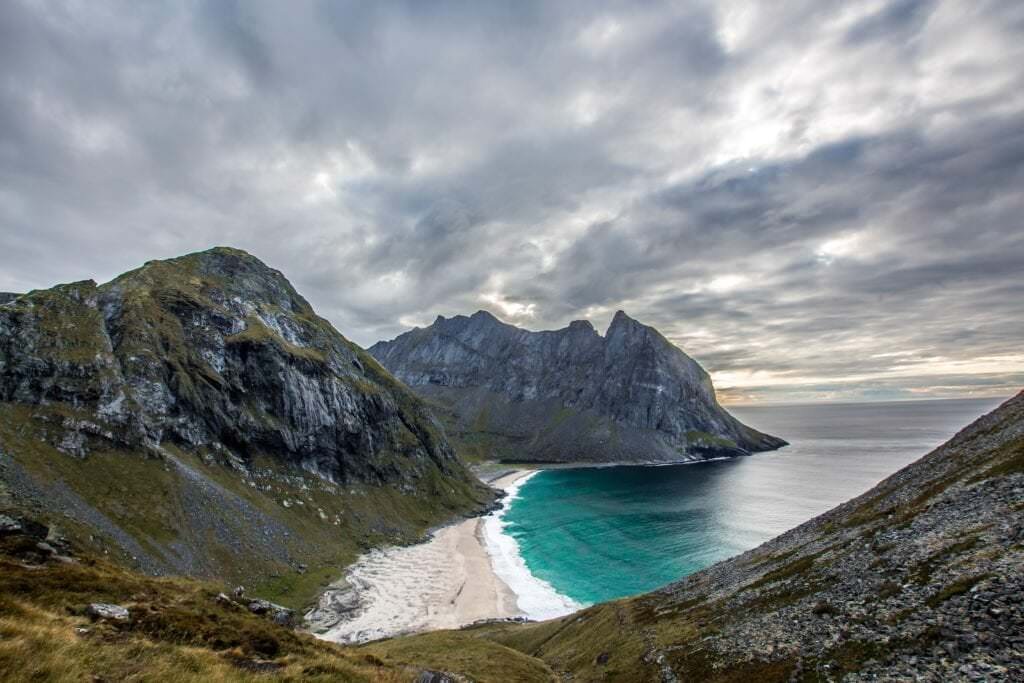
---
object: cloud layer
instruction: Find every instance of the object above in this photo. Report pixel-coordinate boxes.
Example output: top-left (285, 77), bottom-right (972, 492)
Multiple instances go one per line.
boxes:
top-left (1, 0), bottom-right (1021, 402)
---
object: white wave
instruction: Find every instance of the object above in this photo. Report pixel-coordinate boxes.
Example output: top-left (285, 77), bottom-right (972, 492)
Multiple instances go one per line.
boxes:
top-left (482, 472), bottom-right (584, 620)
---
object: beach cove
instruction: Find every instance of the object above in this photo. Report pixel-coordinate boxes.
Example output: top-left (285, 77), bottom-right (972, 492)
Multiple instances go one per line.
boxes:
top-left (306, 470), bottom-right (579, 644)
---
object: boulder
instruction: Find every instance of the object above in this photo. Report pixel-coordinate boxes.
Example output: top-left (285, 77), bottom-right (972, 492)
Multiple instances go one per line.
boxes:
top-left (0, 515), bottom-right (49, 540)
top-left (86, 603), bottom-right (130, 623)
top-left (415, 672), bottom-right (457, 683)
top-left (248, 599), bottom-right (296, 627)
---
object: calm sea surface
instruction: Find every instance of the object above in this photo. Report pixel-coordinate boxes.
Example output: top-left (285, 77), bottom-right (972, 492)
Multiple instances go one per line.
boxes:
top-left (502, 397), bottom-right (1006, 605)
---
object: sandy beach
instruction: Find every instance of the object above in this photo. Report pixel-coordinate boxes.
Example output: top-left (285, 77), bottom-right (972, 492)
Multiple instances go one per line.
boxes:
top-left (309, 470), bottom-right (541, 644)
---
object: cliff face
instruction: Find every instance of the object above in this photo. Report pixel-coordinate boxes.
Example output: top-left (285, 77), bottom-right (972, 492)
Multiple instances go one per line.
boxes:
top-left (370, 392), bottom-right (1024, 681)
top-left (0, 248), bottom-right (492, 604)
top-left (369, 310), bottom-right (785, 463)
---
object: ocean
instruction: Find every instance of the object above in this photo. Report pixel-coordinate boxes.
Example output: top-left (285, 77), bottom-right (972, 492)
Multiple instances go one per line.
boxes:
top-left (486, 397), bottom-right (1007, 615)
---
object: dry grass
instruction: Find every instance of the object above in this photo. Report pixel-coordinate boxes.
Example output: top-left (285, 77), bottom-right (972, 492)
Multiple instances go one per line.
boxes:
top-left (0, 535), bottom-right (405, 682)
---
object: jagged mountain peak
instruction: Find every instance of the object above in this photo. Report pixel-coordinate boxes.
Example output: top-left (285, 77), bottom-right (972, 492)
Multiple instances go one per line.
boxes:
top-left (108, 247), bottom-right (312, 318)
top-left (567, 318), bottom-right (597, 334)
top-left (370, 311), bottom-right (785, 463)
top-left (470, 309), bottom-right (499, 322)
top-left (608, 308), bottom-right (637, 328)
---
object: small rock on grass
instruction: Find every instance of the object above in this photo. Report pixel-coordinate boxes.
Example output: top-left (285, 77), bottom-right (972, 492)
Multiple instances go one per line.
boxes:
top-left (86, 603), bottom-right (130, 623)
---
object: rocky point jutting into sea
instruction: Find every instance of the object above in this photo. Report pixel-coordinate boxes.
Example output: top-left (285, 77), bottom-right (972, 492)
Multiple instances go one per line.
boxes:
top-left (370, 309), bottom-right (786, 464)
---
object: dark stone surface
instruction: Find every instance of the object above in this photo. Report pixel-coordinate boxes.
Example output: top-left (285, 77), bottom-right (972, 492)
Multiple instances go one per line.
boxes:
top-left (0, 247), bottom-right (468, 486)
top-left (371, 309), bottom-right (785, 463)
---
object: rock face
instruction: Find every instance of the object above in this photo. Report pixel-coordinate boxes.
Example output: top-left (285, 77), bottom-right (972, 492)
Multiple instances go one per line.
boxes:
top-left (0, 247), bottom-right (462, 484)
top-left (0, 247), bottom-right (492, 597)
top-left (369, 310), bottom-right (785, 463)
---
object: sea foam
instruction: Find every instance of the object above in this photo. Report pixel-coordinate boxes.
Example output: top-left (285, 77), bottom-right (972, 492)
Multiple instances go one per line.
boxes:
top-left (482, 472), bottom-right (583, 620)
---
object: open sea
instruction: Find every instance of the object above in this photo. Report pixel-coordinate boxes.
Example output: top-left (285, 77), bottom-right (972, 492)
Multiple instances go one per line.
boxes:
top-left (490, 397), bottom-right (1007, 614)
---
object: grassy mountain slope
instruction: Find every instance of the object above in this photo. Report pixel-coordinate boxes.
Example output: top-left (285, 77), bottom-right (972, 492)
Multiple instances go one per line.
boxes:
top-left (0, 248), bottom-right (495, 608)
top-left (0, 524), bottom-right (411, 682)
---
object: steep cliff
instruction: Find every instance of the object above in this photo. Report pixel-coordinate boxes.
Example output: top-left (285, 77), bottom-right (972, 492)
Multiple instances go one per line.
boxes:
top-left (369, 310), bottom-right (785, 463)
top-left (0, 247), bottom-right (493, 606)
top-left (368, 391), bottom-right (1024, 681)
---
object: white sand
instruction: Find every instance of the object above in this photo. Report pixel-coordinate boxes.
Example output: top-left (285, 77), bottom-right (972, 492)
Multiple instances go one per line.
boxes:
top-left (315, 470), bottom-right (534, 644)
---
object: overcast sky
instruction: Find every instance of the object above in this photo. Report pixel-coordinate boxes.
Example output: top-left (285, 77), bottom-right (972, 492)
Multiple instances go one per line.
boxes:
top-left (1, 1), bottom-right (1022, 403)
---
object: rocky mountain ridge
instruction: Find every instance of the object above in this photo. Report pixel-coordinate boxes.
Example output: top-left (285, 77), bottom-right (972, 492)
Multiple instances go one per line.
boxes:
top-left (0, 247), bottom-right (493, 605)
top-left (370, 309), bottom-right (785, 463)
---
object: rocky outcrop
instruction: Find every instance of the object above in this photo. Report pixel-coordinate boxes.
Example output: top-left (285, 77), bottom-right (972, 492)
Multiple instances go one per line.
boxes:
top-left (369, 310), bottom-right (784, 463)
top-left (86, 603), bottom-right (131, 623)
top-left (0, 247), bottom-right (464, 484)
top-left (0, 293), bottom-right (20, 305)
top-left (0, 247), bottom-right (493, 600)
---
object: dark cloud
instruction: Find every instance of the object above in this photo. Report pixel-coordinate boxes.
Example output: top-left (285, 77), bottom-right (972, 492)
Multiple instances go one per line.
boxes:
top-left (0, 0), bottom-right (1021, 402)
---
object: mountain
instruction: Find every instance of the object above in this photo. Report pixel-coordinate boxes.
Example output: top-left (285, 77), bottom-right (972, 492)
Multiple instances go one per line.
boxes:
top-left (0, 247), bottom-right (494, 607)
top-left (2, 371), bottom-right (1019, 682)
top-left (369, 309), bottom-right (785, 463)
top-left (0, 293), bottom-right (20, 305)
top-left (366, 391), bottom-right (1024, 681)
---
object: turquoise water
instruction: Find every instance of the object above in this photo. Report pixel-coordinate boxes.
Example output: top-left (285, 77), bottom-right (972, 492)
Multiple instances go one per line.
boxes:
top-left (502, 397), bottom-right (1006, 605)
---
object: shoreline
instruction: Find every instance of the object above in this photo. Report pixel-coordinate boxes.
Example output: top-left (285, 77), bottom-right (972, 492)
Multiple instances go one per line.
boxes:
top-left (307, 457), bottom-right (746, 644)
top-left (308, 469), bottom-right (576, 644)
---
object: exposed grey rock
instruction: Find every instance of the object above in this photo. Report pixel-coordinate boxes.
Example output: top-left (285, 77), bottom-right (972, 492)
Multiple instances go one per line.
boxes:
top-left (0, 248), bottom-right (471, 486)
top-left (86, 603), bottom-right (130, 623)
top-left (370, 310), bottom-right (785, 463)
top-left (415, 671), bottom-right (459, 683)
top-left (248, 598), bottom-right (295, 627)
top-left (0, 514), bottom-right (20, 534)
top-left (0, 293), bottom-right (20, 306)
top-left (0, 514), bottom-right (48, 540)
top-left (247, 598), bottom-right (275, 614)
top-left (304, 582), bottom-right (363, 633)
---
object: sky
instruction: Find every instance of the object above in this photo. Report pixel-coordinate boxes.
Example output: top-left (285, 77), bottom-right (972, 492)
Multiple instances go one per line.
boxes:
top-left (0, 0), bottom-right (1022, 404)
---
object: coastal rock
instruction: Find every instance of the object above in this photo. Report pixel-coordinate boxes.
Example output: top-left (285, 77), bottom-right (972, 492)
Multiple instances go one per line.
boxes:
top-left (304, 583), bottom-right (363, 633)
top-left (370, 310), bottom-right (785, 463)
